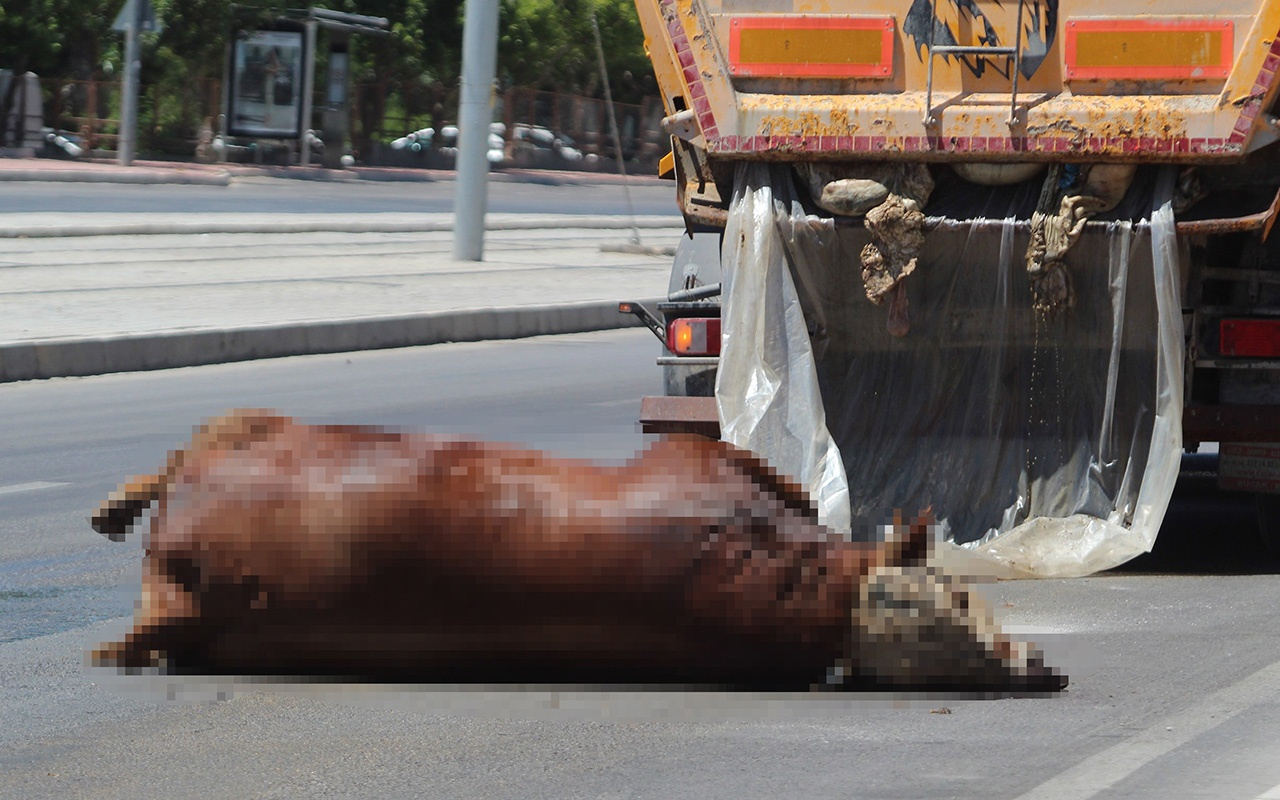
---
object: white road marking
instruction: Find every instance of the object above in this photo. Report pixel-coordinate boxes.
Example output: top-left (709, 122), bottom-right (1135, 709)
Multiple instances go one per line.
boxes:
top-left (1256, 783), bottom-right (1280, 800)
top-left (1015, 658), bottom-right (1280, 799)
top-left (0, 481), bottom-right (69, 496)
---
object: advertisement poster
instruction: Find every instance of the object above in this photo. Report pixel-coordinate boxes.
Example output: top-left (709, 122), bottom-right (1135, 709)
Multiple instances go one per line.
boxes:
top-left (326, 50), bottom-right (348, 106)
top-left (228, 29), bottom-right (305, 138)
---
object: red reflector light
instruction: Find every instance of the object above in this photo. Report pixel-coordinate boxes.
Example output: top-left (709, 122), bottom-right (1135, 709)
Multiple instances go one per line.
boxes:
top-left (667, 317), bottom-right (721, 356)
top-left (1221, 319), bottom-right (1280, 357)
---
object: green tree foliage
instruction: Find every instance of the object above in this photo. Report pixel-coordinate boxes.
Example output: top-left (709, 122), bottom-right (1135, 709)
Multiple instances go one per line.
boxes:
top-left (0, 0), bottom-right (65, 76)
top-left (4, 0), bottom-right (654, 149)
top-left (499, 0), bottom-right (653, 103)
top-left (1, 0), bottom-right (120, 144)
top-left (151, 0), bottom-right (236, 82)
top-left (0, 0), bottom-right (120, 78)
top-left (56, 0), bottom-right (120, 78)
top-left (336, 0), bottom-right (458, 155)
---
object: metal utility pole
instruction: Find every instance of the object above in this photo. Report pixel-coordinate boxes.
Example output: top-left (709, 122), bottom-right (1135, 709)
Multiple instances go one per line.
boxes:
top-left (299, 18), bottom-right (318, 166)
top-left (453, 0), bottom-right (500, 261)
top-left (117, 0), bottom-right (145, 165)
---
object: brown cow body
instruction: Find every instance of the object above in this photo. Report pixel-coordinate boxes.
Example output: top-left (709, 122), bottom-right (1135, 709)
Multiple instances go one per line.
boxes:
top-left (91, 410), bottom-right (1064, 693)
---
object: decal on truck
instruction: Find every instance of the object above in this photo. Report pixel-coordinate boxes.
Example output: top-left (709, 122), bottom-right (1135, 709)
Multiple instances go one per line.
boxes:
top-left (903, 0), bottom-right (1058, 79)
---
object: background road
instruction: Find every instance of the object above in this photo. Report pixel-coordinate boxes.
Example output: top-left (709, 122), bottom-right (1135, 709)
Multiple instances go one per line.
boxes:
top-left (3, 329), bottom-right (1280, 799)
top-left (0, 176), bottom-right (679, 216)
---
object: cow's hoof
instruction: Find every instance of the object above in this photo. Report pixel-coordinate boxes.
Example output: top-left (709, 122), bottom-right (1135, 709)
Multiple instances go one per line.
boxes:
top-left (1013, 655), bottom-right (1069, 694)
top-left (90, 497), bottom-right (152, 540)
top-left (88, 640), bottom-right (165, 671)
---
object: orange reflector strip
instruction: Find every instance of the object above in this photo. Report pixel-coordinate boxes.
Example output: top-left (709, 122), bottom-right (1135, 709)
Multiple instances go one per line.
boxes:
top-left (1065, 19), bottom-right (1233, 80)
top-left (1221, 318), bottom-right (1280, 357)
top-left (667, 318), bottom-right (721, 356)
top-left (728, 16), bottom-right (894, 79)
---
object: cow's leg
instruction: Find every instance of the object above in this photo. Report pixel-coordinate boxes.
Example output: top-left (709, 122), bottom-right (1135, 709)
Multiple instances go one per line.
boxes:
top-left (715, 442), bottom-right (820, 521)
top-left (90, 556), bottom-right (202, 670)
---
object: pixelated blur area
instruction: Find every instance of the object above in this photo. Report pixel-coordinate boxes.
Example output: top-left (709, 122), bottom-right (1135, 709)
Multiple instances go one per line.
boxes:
top-left (88, 409), bottom-right (1065, 695)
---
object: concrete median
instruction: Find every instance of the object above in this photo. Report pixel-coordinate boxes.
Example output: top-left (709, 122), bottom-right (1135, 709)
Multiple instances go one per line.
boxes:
top-left (0, 300), bottom-right (660, 383)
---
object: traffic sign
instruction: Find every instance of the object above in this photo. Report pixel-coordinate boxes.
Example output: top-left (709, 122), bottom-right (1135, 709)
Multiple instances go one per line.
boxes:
top-left (112, 0), bottom-right (162, 34)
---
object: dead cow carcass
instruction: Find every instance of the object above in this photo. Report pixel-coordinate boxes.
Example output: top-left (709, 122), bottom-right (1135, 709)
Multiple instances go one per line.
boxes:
top-left (90, 409), bottom-right (1064, 692)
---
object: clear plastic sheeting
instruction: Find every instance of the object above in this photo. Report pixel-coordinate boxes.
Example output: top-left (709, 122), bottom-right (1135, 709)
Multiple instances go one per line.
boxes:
top-left (717, 174), bottom-right (852, 534)
top-left (717, 163), bottom-right (1184, 577)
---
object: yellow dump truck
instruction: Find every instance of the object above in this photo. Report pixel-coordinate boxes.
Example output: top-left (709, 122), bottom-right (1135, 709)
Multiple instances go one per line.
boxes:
top-left (624, 0), bottom-right (1280, 574)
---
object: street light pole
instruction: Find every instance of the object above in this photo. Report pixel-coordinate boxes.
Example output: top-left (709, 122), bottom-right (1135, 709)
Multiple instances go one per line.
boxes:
top-left (452, 0), bottom-right (500, 261)
top-left (300, 18), bottom-right (317, 166)
top-left (118, 0), bottom-right (145, 165)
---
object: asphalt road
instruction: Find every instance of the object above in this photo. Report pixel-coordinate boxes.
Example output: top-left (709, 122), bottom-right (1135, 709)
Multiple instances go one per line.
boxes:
top-left (0, 176), bottom-right (679, 216)
top-left (3, 330), bottom-right (1280, 799)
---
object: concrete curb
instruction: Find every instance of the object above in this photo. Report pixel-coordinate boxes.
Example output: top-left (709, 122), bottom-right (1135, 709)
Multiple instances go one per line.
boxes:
top-left (0, 215), bottom-right (684, 238)
top-left (227, 165), bottom-right (666, 187)
top-left (0, 168), bottom-right (232, 186)
top-left (0, 160), bottom-right (664, 188)
top-left (0, 299), bottom-right (662, 383)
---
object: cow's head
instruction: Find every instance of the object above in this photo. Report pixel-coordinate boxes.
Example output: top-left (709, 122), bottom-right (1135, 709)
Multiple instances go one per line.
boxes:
top-left (833, 511), bottom-right (1066, 693)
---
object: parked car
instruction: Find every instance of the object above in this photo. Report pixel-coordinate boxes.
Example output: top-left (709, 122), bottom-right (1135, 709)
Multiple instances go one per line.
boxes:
top-left (41, 128), bottom-right (83, 159)
top-left (509, 124), bottom-right (594, 167)
top-left (388, 127), bottom-right (435, 152)
top-left (389, 123), bottom-right (505, 164)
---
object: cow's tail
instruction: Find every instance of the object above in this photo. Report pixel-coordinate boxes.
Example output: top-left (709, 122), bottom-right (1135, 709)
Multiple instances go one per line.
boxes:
top-left (90, 408), bottom-right (288, 542)
top-left (91, 472), bottom-right (170, 541)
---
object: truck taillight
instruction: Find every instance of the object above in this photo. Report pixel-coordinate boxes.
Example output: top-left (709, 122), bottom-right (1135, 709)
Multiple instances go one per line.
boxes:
top-left (667, 318), bottom-right (721, 356)
top-left (1221, 319), bottom-right (1280, 357)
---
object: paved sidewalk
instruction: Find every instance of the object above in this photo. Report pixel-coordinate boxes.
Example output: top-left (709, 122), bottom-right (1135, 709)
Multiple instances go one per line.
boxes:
top-left (0, 212), bottom-right (681, 238)
top-left (0, 156), bottom-right (685, 382)
top-left (0, 215), bottom-right (686, 382)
